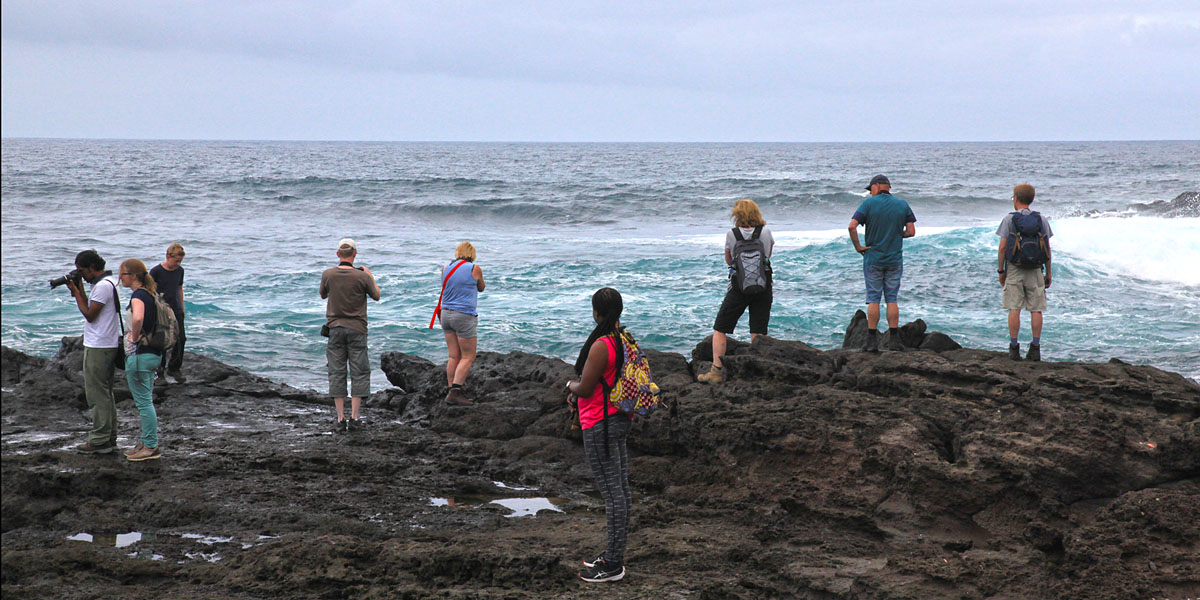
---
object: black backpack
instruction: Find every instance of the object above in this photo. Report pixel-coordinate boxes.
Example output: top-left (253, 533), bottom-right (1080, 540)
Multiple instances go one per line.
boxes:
top-left (1007, 211), bottom-right (1050, 267)
top-left (731, 226), bottom-right (769, 295)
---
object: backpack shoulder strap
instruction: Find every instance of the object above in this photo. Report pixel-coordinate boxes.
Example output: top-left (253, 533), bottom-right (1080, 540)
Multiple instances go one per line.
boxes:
top-left (751, 226), bottom-right (763, 240)
top-left (731, 227), bottom-right (745, 241)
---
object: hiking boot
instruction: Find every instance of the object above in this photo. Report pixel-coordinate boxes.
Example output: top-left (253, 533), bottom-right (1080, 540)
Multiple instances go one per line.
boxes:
top-left (1008, 344), bottom-right (1021, 361)
top-left (579, 559), bottom-right (625, 583)
top-left (1026, 344), bottom-right (1041, 362)
top-left (155, 373), bottom-right (168, 386)
top-left (77, 441), bottom-right (115, 455)
top-left (127, 445), bottom-right (162, 462)
top-left (445, 388), bottom-right (472, 405)
top-left (885, 331), bottom-right (905, 351)
top-left (863, 333), bottom-right (879, 353)
top-left (697, 367), bottom-right (724, 383)
top-left (124, 442), bottom-right (146, 457)
top-left (583, 555), bottom-right (605, 569)
top-left (168, 370), bottom-right (186, 384)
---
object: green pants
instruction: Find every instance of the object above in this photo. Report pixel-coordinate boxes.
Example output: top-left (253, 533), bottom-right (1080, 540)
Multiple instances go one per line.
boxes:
top-left (83, 346), bottom-right (119, 446)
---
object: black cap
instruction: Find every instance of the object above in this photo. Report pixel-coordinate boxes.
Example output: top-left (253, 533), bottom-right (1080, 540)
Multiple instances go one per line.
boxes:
top-left (865, 174), bottom-right (890, 190)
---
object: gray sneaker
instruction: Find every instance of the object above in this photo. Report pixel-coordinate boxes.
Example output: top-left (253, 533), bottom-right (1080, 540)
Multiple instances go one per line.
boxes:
top-left (168, 370), bottom-right (187, 384)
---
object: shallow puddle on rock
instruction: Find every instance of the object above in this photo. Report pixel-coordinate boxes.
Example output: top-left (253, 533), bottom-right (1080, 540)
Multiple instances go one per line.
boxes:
top-left (181, 533), bottom-right (234, 545)
top-left (68, 532), bottom-right (149, 547)
top-left (429, 495), bottom-right (567, 517)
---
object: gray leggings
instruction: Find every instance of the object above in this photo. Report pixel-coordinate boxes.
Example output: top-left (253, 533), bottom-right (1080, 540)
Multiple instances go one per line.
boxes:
top-left (582, 414), bottom-right (633, 565)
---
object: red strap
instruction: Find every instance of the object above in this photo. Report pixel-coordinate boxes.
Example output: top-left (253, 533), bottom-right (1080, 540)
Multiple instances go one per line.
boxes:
top-left (429, 260), bottom-right (469, 328)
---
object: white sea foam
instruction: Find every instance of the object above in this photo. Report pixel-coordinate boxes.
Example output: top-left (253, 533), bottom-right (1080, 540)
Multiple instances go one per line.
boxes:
top-left (1051, 216), bottom-right (1200, 287)
top-left (680, 225), bottom-right (968, 249)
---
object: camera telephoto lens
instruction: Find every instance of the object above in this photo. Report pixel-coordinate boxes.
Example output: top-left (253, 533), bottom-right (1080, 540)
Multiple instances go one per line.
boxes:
top-left (49, 268), bottom-right (83, 289)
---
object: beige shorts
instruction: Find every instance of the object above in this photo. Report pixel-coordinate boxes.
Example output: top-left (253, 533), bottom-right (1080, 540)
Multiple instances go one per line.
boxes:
top-left (1003, 263), bottom-right (1047, 312)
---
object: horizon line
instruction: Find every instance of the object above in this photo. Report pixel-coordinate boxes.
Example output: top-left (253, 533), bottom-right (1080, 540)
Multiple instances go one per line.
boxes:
top-left (3, 136), bottom-right (1198, 144)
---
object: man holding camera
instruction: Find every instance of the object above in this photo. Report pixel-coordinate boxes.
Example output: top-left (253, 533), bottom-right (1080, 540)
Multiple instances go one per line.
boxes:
top-left (319, 239), bottom-right (380, 432)
top-left (64, 250), bottom-right (123, 454)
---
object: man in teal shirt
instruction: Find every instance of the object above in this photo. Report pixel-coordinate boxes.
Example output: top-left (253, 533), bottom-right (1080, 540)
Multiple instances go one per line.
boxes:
top-left (848, 175), bottom-right (916, 352)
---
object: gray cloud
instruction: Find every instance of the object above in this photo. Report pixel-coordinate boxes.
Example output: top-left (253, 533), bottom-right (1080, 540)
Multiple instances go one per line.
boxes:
top-left (3, 0), bottom-right (1198, 140)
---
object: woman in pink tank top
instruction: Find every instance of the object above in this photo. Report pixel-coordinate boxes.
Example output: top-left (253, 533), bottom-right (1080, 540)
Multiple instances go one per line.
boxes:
top-left (566, 287), bottom-right (632, 583)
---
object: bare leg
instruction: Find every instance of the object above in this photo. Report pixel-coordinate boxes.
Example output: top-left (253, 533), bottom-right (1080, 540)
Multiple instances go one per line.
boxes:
top-left (1008, 310), bottom-right (1021, 339)
top-left (886, 302), bottom-right (899, 328)
top-left (453, 337), bottom-right (477, 385)
top-left (334, 397), bottom-right (345, 421)
top-left (1030, 312), bottom-right (1043, 339)
top-left (350, 396), bottom-right (361, 420)
top-left (444, 331), bottom-right (460, 387)
top-left (867, 303), bottom-right (881, 329)
top-left (712, 330), bottom-right (728, 368)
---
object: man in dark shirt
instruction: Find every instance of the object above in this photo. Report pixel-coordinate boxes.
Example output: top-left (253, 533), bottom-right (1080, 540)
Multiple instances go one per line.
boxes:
top-left (149, 243), bottom-right (187, 382)
top-left (320, 238), bottom-right (381, 431)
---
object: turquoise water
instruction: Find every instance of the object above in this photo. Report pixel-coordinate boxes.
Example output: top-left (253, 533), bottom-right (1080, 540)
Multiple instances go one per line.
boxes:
top-left (3, 139), bottom-right (1198, 390)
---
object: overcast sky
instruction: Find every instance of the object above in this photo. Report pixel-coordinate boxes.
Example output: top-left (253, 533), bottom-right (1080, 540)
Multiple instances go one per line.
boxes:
top-left (3, 1), bottom-right (1199, 142)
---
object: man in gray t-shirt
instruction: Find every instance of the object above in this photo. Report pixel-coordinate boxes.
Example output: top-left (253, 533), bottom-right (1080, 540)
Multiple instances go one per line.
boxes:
top-left (996, 183), bottom-right (1053, 362)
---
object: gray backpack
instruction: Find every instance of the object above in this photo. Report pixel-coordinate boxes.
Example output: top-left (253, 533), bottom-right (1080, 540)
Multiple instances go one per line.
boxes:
top-left (140, 292), bottom-right (179, 352)
top-left (731, 227), bottom-right (769, 295)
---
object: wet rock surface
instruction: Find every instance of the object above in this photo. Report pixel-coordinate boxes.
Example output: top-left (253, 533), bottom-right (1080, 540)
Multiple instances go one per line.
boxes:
top-left (3, 327), bottom-right (1199, 599)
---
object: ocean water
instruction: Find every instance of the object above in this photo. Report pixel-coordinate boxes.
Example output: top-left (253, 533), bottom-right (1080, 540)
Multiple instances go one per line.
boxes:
top-left (3, 139), bottom-right (1198, 391)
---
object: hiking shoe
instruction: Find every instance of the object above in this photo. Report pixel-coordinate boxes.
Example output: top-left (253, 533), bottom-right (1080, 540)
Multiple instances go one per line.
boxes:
top-left (697, 367), bottom-right (724, 383)
top-left (334, 419), bottom-right (348, 433)
top-left (885, 332), bottom-right (905, 351)
top-left (445, 388), bottom-right (472, 405)
top-left (579, 559), bottom-right (625, 583)
top-left (347, 418), bottom-right (362, 431)
top-left (123, 442), bottom-right (146, 457)
top-left (583, 555), bottom-right (605, 569)
top-left (863, 334), bottom-right (879, 353)
top-left (168, 370), bottom-right (186, 383)
top-left (127, 445), bottom-right (162, 462)
top-left (155, 374), bottom-right (168, 386)
top-left (1026, 344), bottom-right (1041, 362)
top-left (77, 441), bottom-right (115, 455)
top-left (1008, 344), bottom-right (1021, 361)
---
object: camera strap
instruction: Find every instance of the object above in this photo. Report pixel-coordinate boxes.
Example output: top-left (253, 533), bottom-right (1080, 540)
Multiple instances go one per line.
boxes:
top-left (110, 279), bottom-right (126, 345)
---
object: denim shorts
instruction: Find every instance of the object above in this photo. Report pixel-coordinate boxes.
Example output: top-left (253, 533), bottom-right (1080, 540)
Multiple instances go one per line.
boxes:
top-left (864, 263), bottom-right (903, 304)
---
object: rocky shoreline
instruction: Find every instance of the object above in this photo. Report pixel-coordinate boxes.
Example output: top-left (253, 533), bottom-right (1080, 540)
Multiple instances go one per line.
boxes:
top-left (2, 315), bottom-right (1198, 599)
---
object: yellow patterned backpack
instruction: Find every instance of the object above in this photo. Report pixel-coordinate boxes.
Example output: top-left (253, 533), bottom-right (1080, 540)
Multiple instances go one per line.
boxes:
top-left (603, 329), bottom-right (661, 418)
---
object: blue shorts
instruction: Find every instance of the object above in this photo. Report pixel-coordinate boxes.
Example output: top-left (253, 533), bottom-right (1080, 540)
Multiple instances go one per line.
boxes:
top-left (864, 263), bottom-right (903, 304)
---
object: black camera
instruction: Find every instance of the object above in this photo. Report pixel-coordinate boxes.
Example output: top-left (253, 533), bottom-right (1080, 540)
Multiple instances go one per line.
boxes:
top-left (49, 268), bottom-right (84, 289)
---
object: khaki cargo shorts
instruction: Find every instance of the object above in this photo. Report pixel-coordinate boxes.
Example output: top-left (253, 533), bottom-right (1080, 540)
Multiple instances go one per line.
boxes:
top-left (1003, 263), bottom-right (1047, 312)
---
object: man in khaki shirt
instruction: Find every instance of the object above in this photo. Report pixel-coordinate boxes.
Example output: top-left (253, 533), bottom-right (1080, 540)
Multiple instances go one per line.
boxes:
top-left (320, 238), bottom-right (381, 431)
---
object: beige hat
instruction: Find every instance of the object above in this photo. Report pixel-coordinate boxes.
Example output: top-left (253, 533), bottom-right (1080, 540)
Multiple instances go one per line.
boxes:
top-left (337, 238), bottom-right (357, 251)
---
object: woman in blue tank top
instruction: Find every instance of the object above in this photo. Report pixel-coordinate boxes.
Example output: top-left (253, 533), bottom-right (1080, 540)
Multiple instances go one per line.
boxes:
top-left (439, 241), bottom-right (485, 405)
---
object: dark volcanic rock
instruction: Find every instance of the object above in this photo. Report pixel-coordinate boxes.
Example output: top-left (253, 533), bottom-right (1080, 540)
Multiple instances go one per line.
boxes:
top-left (920, 330), bottom-right (963, 352)
top-left (898, 318), bottom-right (927, 348)
top-left (843, 310), bottom-right (962, 352)
top-left (3, 325), bottom-right (1199, 600)
top-left (2, 345), bottom-right (47, 388)
top-left (1129, 191), bottom-right (1200, 217)
top-left (842, 308), bottom-right (870, 349)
